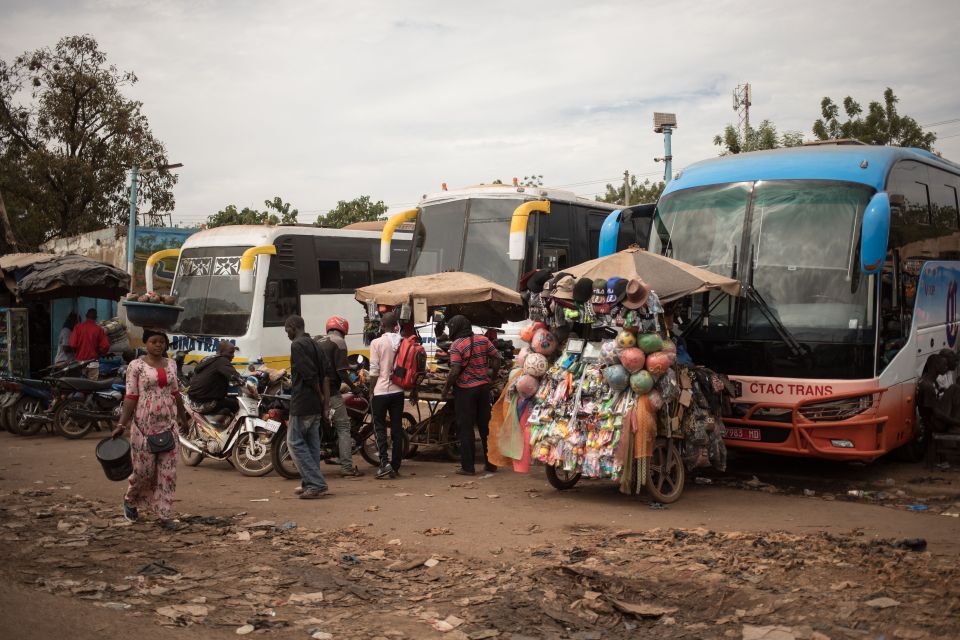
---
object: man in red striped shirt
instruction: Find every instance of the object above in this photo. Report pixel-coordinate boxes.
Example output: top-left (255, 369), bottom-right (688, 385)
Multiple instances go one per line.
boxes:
top-left (441, 315), bottom-right (501, 475)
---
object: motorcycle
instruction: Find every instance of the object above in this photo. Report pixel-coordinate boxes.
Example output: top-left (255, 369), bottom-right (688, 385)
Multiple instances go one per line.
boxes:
top-left (43, 370), bottom-right (126, 439)
top-left (2, 359), bottom-right (102, 436)
top-left (180, 376), bottom-right (275, 477)
top-left (268, 384), bottom-right (413, 478)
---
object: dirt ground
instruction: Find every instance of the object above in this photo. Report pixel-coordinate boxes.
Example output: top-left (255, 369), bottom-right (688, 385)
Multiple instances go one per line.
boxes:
top-left (1, 431), bottom-right (959, 639)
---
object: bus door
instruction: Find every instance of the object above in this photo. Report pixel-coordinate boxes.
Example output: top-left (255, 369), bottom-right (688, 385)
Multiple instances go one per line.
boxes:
top-left (533, 201), bottom-right (573, 271)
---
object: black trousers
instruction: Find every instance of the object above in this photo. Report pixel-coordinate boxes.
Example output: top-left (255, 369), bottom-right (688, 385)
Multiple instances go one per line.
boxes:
top-left (372, 392), bottom-right (405, 471)
top-left (454, 384), bottom-right (492, 472)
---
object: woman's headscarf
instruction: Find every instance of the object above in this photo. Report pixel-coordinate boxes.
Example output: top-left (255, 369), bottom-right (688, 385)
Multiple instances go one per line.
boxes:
top-left (447, 315), bottom-right (473, 340)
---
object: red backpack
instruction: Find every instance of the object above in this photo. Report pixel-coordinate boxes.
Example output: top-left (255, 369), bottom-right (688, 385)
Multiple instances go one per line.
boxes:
top-left (390, 335), bottom-right (427, 390)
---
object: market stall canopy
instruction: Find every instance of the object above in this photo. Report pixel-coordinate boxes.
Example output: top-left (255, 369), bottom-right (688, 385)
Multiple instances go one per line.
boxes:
top-left (553, 247), bottom-right (741, 303)
top-left (0, 252), bottom-right (131, 301)
top-left (355, 271), bottom-right (525, 325)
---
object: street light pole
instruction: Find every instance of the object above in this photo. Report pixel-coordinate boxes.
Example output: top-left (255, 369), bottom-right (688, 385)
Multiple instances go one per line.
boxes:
top-left (126, 162), bottom-right (183, 279)
top-left (653, 112), bottom-right (678, 185)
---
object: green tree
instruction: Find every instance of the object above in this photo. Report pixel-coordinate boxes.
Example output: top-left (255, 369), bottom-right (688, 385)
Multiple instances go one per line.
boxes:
top-left (316, 195), bottom-right (388, 228)
top-left (812, 88), bottom-right (936, 150)
top-left (0, 35), bottom-right (176, 249)
top-left (713, 120), bottom-right (804, 155)
top-left (263, 196), bottom-right (298, 225)
top-left (598, 175), bottom-right (666, 206)
top-left (206, 204), bottom-right (278, 228)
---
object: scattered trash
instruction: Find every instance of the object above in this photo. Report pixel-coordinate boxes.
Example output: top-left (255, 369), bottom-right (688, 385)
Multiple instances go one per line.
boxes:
top-left (803, 489), bottom-right (816, 497)
top-left (478, 473), bottom-right (495, 480)
top-left (364, 505), bottom-right (380, 512)
top-left (942, 512), bottom-right (960, 518)
top-left (388, 538), bottom-right (402, 545)
top-left (487, 494), bottom-right (500, 498)
top-left (906, 504), bottom-right (929, 511)
top-left (847, 489), bottom-right (869, 498)
top-left (424, 493), bottom-right (435, 497)
top-left (464, 495), bottom-right (479, 500)
top-left (237, 531), bottom-right (251, 541)
top-left (423, 527), bottom-right (453, 536)
top-left (311, 632), bottom-right (333, 640)
top-left (892, 538), bottom-right (927, 551)
top-left (340, 554), bottom-right (360, 565)
top-left (394, 493), bottom-right (412, 497)
top-left (694, 477), bottom-right (712, 485)
top-left (236, 624), bottom-right (255, 635)
top-left (609, 598), bottom-right (678, 618)
top-left (249, 498), bottom-right (269, 502)
top-left (288, 592), bottom-right (324, 604)
top-left (865, 597), bottom-right (902, 609)
top-left (156, 604), bottom-right (208, 620)
top-left (648, 502), bottom-right (668, 510)
top-left (468, 630), bottom-right (500, 639)
top-left (137, 560), bottom-right (179, 576)
top-left (280, 521), bottom-right (297, 530)
top-left (424, 558), bottom-right (440, 568)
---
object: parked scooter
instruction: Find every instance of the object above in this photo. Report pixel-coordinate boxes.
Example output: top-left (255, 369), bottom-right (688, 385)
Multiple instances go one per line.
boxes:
top-left (180, 376), bottom-right (275, 477)
top-left (47, 375), bottom-right (126, 439)
top-left (2, 359), bottom-right (101, 436)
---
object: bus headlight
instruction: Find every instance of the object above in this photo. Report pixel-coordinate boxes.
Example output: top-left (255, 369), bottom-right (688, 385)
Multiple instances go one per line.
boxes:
top-left (799, 395), bottom-right (873, 422)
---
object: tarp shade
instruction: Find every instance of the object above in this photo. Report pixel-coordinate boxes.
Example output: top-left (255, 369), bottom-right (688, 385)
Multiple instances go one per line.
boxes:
top-left (552, 246), bottom-right (741, 303)
top-left (1, 253), bottom-right (131, 301)
top-left (354, 271), bottom-right (524, 325)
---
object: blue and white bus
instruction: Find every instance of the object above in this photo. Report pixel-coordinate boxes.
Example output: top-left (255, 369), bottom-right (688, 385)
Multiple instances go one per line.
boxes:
top-left (631, 142), bottom-right (960, 461)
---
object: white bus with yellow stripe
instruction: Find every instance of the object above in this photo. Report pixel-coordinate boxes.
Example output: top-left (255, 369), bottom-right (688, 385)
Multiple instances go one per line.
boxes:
top-left (147, 224), bottom-right (410, 370)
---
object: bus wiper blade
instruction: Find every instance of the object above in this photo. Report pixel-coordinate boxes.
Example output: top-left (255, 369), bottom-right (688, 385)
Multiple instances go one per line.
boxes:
top-left (744, 284), bottom-right (808, 360)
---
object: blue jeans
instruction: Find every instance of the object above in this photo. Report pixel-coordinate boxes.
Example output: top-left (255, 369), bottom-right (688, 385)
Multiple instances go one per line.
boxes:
top-left (287, 414), bottom-right (328, 491)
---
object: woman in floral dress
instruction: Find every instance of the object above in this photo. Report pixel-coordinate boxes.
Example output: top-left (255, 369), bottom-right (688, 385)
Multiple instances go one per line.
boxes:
top-left (112, 329), bottom-right (188, 528)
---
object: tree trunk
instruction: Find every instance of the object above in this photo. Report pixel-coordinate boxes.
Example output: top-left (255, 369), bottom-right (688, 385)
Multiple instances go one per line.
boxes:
top-left (0, 190), bottom-right (20, 254)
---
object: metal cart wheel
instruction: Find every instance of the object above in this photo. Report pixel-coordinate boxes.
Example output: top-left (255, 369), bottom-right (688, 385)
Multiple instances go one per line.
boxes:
top-left (645, 437), bottom-right (685, 504)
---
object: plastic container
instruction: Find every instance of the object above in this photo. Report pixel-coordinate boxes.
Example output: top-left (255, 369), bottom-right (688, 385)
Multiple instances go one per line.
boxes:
top-left (96, 436), bottom-right (132, 481)
top-left (121, 300), bottom-right (183, 329)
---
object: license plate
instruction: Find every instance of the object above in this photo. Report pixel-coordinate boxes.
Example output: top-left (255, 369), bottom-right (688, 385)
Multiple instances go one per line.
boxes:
top-left (726, 427), bottom-right (761, 441)
top-left (263, 419), bottom-right (281, 433)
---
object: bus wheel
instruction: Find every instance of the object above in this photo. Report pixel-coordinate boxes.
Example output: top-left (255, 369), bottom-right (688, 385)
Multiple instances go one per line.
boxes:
top-left (893, 407), bottom-right (928, 463)
top-left (645, 437), bottom-right (685, 504)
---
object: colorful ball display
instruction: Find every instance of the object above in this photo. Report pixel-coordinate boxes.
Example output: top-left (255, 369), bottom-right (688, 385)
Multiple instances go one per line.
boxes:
top-left (630, 370), bottom-right (655, 394)
top-left (619, 347), bottom-right (646, 373)
top-left (660, 340), bottom-right (678, 364)
top-left (604, 364), bottom-right (629, 391)
top-left (615, 330), bottom-right (637, 350)
top-left (645, 351), bottom-right (672, 377)
top-left (515, 347), bottom-right (530, 368)
top-left (600, 340), bottom-right (620, 365)
top-left (520, 322), bottom-right (546, 343)
top-left (523, 353), bottom-right (550, 378)
top-left (516, 374), bottom-right (540, 399)
top-left (531, 329), bottom-right (558, 356)
top-left (637, 332), bottom-right (664, 354)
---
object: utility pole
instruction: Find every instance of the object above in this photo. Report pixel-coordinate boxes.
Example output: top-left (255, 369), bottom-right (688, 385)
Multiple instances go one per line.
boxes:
top-left (126, 166), bottom-right (139, 276)
top-left (623, 170), bottom-right (631, 206)
top-left (733, 83), bottom-right (752, 151)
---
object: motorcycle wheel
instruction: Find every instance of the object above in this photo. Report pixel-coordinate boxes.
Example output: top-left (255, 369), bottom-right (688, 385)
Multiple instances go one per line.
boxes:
top-left (545, 465), bottom-right (582, 491)
top-left (359, 412), bottom-right (415, 467)
top-left (55, 399), bottom-right (94, 439)
top-left (231, 431), bottom-right (275, 477)
top-left (4, 400), bottom-right (22, 435)
top-left (13, 397), bottom-right (46, 437)
top-left (645, 437), bottom-right (685, 504)
top-left (270, 426), bottom-right (300, 479)
top-left (181, 444), bottom-right (205, 466)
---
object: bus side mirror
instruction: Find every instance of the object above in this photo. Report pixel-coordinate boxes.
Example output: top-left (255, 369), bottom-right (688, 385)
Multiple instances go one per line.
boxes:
top-left (860, 192), bottom-right (890, 274)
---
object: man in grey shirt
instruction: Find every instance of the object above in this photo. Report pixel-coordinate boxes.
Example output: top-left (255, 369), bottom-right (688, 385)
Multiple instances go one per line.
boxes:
top-left (316, 316), bottom-right (364, 477)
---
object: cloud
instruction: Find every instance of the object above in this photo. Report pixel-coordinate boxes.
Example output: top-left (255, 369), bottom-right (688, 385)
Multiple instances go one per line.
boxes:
top-left (2, 0), bottom-right (959, 224)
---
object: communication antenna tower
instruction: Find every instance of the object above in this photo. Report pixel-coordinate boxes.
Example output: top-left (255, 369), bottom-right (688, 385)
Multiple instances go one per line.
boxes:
top-left (733, 83), bottom-right (752, 151)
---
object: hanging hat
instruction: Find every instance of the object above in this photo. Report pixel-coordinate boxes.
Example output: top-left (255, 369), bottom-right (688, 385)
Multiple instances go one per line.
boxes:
top-left (622, 278), bottom-right (650, 309)
top-left (591, 279), bottom-right (608, 304)
top-left (550, 274), bottom-right (575, 297)
top-left (527, 269), bottom-right (553, 294)
top-left (573, 277), bottom-right (594, 303)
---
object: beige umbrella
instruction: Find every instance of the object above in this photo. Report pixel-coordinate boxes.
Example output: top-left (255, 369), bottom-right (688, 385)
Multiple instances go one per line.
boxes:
top-left (355, 271), bottom-right (525, 325)
top-left (552, 246), bottom-right (740, 303)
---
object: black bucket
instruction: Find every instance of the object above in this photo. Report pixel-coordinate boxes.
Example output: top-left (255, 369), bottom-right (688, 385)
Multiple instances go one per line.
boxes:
top-left (96, 436), bottom-right (132, 482)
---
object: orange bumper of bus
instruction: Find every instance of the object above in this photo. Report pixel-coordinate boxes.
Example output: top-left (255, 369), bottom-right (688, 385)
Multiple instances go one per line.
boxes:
top-left (723, 387), bottom-right (890, 461)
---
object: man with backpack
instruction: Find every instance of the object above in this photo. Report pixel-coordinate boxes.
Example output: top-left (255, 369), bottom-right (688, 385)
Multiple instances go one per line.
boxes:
top-left (316, 316), bottom-right (364, 477)
top-left (284, 314), bottom-right (332, 499)
top-left (441, 314), bottom-right (502, 476)
top-left (368, 312), bottom-right (425, 479)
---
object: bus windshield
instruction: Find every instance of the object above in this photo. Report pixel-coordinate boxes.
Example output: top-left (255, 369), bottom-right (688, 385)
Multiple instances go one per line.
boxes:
top-left (171, 246), bottom-right (254, 337)
top-left (411, 197), bottom-right (523, 288)
top-left (652, 181), bottom-right (874, 342)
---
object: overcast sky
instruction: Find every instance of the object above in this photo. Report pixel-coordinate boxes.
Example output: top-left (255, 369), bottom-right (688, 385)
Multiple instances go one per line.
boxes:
top-left (3, 0), bottom-right (960, 226)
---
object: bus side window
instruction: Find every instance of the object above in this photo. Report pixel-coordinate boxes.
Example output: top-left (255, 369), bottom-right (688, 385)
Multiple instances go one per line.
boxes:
top-left (263, 279), bottom-right (300, 326)
top-left (319, 260), bottom-right (371, 290)
top-left (538, 245), bottom-right (568, 271)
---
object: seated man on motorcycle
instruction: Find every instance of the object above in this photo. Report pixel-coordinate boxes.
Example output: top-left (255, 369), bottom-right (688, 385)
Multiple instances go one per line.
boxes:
top-left (187, 342), bottom-right (244, 415)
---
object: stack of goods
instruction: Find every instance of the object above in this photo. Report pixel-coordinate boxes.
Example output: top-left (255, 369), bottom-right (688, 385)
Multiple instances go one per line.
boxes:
top-left (121, 291), bottom-right (183, 329)
top-left (500, 271), bottom-right (730, 492)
